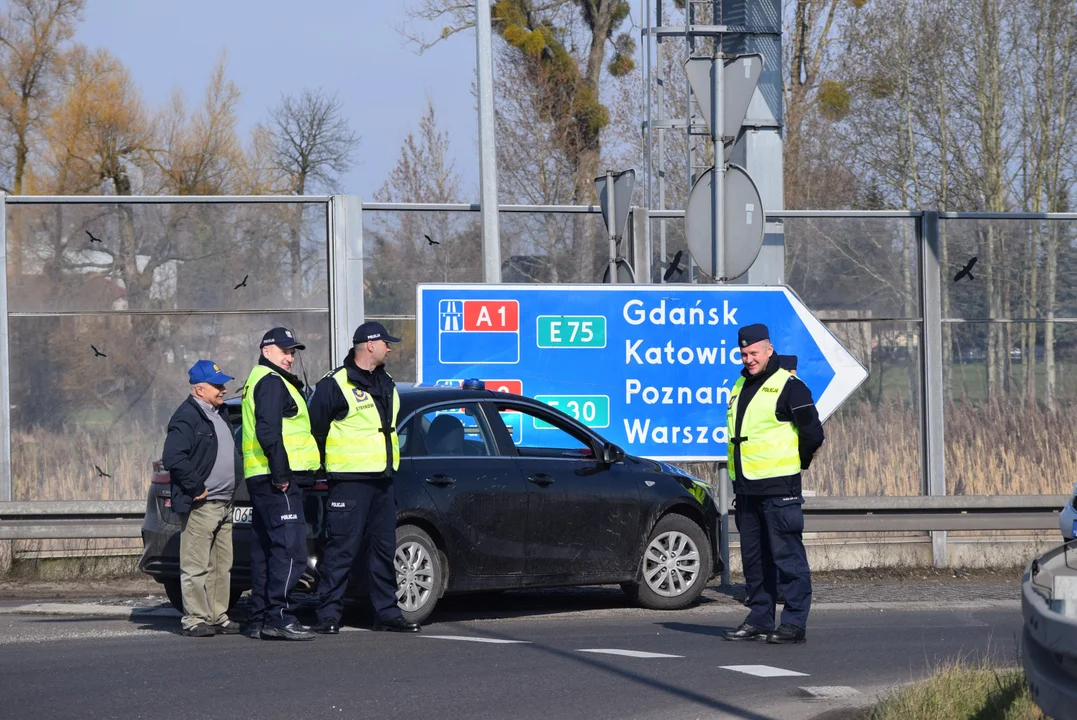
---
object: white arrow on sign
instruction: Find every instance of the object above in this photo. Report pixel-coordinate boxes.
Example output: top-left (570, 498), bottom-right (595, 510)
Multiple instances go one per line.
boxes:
top-left (780, 288), bottom-right (869, 421)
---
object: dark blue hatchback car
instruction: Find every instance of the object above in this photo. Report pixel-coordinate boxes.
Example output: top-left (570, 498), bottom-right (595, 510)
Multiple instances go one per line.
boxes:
top-left (140, 384), bottom-right (722, 624)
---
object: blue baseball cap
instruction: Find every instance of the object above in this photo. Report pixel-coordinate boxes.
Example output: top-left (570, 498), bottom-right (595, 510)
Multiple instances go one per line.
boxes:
top-left (778, 354), bottom-right (798, 372)
top-left (188, 360), bottom-right (233, 386)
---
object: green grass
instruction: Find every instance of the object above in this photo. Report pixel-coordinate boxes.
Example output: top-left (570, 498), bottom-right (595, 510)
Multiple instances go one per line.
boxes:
top-left (870, 664), bottom-right (1044, 720)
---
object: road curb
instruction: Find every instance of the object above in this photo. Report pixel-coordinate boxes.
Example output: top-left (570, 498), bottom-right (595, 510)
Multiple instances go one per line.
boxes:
top-left (0, 598), bottom-right (1018, 620)
top-left (811, 599), bottom-right (1019, 612)
top-left (0, 603), bottom-right (180, 619)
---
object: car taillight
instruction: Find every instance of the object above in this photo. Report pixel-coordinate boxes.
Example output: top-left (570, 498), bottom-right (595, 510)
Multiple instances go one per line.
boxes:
top-left (152, 459), bottom-right (170, 485)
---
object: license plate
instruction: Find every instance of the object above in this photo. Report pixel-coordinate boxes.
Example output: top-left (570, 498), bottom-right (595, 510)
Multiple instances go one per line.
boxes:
top-left (233, 506), bottom-right (252, 525)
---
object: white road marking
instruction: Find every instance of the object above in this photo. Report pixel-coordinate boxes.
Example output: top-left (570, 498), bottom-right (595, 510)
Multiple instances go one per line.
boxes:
top-left (720, 664), bottom-right (809, 678)
top-left (799, 686), bottom-right (861, 699)
top-left (422, 635), bottom-right (531, 644)
top-left (339, 627), bottom-right (366, 632)
top-left (578, 649), bottom-right (683, 659)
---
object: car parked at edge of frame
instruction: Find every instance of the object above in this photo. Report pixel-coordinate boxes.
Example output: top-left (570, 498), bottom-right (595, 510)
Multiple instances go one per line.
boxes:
top-left (1061, 482), bottom-right (1077, 542)
top-left (139, 382), bottom-right (723, 624)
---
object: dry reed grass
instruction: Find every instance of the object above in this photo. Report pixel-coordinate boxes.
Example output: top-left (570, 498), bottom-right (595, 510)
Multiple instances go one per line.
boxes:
top-left (9, 400), bottom-right (1077, 500)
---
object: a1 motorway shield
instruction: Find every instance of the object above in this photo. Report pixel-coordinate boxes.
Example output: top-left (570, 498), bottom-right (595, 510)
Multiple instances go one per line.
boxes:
top-left (417, 285), bottom-right (867, 461)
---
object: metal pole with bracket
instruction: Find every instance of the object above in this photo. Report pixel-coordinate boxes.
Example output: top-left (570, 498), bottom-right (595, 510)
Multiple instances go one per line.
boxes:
top-left (607, 170), bottom-right (617, 284)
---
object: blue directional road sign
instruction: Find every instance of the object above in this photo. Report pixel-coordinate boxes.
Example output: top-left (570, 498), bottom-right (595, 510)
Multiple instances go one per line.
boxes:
top-left (417, 284), bottom-right (867, 461)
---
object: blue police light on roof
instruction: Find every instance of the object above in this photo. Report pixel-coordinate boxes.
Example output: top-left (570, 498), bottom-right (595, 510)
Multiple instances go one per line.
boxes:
top-left (462, 378), bottom-right (486, 390)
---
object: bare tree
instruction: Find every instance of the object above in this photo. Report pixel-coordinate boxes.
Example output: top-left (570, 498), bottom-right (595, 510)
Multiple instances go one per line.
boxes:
top-left (251, 88), bottom-right (360, 300)
top-left (259, 87), bottom-right (360, 195)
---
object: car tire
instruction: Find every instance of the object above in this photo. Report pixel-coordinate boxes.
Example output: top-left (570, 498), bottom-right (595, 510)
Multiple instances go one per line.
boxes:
top-left (162, 580), bottom-right (246, 614)
top-left (395, 525), bottom-right (444, 625)
top-left (624, 514), bottom-right (711, 610)
top-left (163, 579), bottom-right (184, 613)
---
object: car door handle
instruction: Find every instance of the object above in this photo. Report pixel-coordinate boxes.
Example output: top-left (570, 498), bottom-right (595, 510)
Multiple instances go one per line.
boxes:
top-left (528, 474), bottom-right (555, 487)
top-left (424, 475), bottom-right (456, 487)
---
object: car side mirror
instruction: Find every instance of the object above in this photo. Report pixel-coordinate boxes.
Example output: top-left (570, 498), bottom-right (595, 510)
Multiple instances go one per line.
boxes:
top-left (602, 443), bottom-right (625, 465)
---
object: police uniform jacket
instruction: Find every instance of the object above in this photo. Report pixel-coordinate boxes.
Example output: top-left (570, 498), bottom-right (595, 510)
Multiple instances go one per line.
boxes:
top-left (309, 349), bottom-right (397, 481)
top-left (246, 356), bottom-right (315, 487)
top-left (729, 354), bottom-right (825, 497)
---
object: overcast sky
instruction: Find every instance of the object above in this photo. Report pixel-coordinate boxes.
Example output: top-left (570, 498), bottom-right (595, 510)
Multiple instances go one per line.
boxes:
top-left (76, 1), bottom-right (482, 200)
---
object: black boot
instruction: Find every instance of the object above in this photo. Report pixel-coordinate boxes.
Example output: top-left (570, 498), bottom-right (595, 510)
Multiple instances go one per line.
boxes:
top-left (765, 623), bottom-right (806, 645)
top-left (372, 616), bottom-right (420, 633)
top-left (261, 622), bottom-right (316, 641)
top-left (311, 617), bottom-right (340, 635)
top-left (722, 621), bottom-right (769, 641)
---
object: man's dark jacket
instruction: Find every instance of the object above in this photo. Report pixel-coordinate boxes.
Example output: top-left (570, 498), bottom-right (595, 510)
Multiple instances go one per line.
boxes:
top-left (729, 354), bottom-right (825, 496)
top-left (162, 396), bottom-right (240, 514)
top-left (309, 348), bottom-right (397, 481)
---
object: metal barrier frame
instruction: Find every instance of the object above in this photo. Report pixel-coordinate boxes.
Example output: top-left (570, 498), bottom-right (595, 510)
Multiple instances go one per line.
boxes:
top-left (2, 199), bottom-right (1075, 558)
top-left (0, 495), bottom-right (1066, 540)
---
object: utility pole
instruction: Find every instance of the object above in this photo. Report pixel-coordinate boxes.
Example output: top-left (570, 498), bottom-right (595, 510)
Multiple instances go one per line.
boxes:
top-left (476, 0), bottom-right (501, 282)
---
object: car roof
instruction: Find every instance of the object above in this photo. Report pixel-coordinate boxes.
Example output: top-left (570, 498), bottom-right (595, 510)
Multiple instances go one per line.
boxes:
top-left (222, 385), bottom-right (545, 416)
top-left (398, 385), bottom-right (513, 414)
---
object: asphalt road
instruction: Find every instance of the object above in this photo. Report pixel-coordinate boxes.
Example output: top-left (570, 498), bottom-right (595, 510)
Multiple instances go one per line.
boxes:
top-left (0, 589), bottom-right (1023, 720)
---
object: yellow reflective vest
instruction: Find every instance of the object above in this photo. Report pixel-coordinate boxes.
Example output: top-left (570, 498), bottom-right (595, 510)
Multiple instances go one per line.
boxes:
top-left (241, 365), bottom-right (320, 479)
top-left (324, 367), bottom-right (400, 474)
top-left (726, 368), bottom-right (801, 482)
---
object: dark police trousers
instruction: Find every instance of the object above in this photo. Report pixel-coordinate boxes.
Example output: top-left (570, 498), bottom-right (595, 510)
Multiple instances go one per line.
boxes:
top-left (736, 493), bottom-right (812, 629)
top-left (248, 480), bottom-right (307, 629)
top-left (316, 478), bottom-right (402, 624)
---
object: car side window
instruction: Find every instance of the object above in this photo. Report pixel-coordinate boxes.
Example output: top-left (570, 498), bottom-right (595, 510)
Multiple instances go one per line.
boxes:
top-left (408, 404), bottom-right (494, 458)
top-left (495, 403), bottom-right (594, 459)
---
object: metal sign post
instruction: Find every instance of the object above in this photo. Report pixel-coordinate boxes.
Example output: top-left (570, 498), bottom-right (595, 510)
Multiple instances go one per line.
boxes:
top-left (711, 54), bottom-right (725, 282)
top-left (718, 463), bottom-right (730, 586)
top-left (684, 54), bottom-right (764, 281)
top-left (607, 171), bottom-right (617, 284)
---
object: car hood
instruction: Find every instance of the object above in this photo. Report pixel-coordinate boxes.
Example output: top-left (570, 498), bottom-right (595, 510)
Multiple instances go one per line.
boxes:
top-left (633, 457), bottom-right (714, 505)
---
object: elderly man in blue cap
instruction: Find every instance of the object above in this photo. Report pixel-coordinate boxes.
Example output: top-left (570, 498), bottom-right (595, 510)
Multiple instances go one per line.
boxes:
top-left (724, 324), bottom-right (824, 645)
top-left (162, 360), bottom-right (241, 637)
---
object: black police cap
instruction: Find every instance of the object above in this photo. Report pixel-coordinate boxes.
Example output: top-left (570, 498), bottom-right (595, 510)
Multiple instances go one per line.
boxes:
top-left (738, 323), bottom-right (770, 348)
top-left (353, 321), bottom-right (401, 344)
top-left (260, 327), bottom-right (306, 351)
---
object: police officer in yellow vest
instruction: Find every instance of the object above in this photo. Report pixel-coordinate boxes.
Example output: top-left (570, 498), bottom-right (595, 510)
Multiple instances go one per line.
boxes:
top-left (722, 324), bottom-right (824, 645)
top-left (241, 327), bottom-right (319, 641)
top-left (308, 322), bottom-right (419, 634)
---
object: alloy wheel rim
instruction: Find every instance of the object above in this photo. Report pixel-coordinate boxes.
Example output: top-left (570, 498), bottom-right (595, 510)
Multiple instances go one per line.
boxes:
top-left (642, 531), bottom-right (701, 598)
top-left (395, 541), bottom-right (435, 611)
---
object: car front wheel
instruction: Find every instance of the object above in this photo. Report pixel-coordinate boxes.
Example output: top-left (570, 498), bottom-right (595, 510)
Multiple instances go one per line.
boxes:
top-left (395, 525), bottom-right (443, 625)
top-left (623, 514), bottom-right (711, 610)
